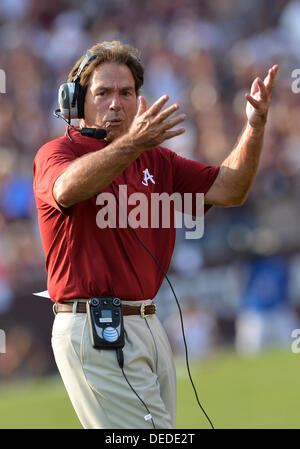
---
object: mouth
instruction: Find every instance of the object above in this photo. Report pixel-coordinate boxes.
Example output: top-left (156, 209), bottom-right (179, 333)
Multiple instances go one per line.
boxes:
top-left (106, 119), bottom-right (123, 126)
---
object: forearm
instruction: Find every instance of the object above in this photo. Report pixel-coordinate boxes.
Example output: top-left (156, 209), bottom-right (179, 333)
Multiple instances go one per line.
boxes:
top-left (53, 134), bottom-right (142, 207)
top-left (219, 122), bottom-right (265, 205)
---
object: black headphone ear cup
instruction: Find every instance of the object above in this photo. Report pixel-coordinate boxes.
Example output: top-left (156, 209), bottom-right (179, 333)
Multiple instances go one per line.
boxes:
top-left (69, 80), bottom-right (85, 119)
top-left (76, 83), bottom-right (85, 119)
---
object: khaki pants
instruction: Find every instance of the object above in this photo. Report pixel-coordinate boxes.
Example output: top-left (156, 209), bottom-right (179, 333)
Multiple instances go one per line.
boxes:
top-left (51, 300), bottom-right (176, 429)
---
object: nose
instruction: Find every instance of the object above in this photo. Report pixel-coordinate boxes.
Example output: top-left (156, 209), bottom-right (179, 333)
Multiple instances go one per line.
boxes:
top-left (109, 93), bottom-right (122, 111)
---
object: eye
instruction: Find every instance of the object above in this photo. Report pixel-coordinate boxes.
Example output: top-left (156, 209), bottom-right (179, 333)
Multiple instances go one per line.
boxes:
top-left (122, 90), bottom-right (132, 97)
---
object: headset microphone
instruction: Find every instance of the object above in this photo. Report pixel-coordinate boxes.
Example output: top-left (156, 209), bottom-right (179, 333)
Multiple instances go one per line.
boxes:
top-left (80, 127), bottom-right (107, 139)
top-left (53, 109), bottom-right (107, 140)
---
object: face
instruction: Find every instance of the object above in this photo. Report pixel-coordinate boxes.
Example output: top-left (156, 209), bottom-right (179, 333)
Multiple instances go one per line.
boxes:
top-left (82, 62), bottom-right (138, 142)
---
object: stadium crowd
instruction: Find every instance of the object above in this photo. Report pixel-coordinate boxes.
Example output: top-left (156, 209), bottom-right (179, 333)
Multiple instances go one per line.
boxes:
top-left (0, 0), bottom-right (300, 380)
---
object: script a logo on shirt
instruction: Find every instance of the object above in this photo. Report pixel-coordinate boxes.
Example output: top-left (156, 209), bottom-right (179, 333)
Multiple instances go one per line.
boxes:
top-left (142, 168), bottom-right (155, 186)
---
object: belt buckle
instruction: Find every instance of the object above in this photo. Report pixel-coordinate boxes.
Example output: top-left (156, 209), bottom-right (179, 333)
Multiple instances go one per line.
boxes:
top-left (140, 302), bottom-right (156, 318)
top-left (53, 303), bottom-right (58, 315)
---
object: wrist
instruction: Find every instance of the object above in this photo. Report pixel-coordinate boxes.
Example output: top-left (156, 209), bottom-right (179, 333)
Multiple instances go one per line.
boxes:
top-left (246, 120), bottom-right (266, 135)
top-left (115, 133), bottom-right (144, 156)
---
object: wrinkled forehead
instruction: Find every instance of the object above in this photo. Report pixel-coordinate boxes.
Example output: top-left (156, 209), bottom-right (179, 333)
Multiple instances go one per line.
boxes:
top-left (88, 62), bottom-right (136, 91)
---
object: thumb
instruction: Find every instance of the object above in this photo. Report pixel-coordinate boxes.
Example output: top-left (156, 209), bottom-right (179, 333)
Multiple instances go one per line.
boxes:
top-left (136, 96), bottom-right (147, 116)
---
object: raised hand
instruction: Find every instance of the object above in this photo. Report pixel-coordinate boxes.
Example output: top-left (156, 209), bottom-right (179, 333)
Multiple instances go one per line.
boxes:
top-left (245, 65), bottom-right (278, 129)
top-left (128, 95), bottom-right (186, 151)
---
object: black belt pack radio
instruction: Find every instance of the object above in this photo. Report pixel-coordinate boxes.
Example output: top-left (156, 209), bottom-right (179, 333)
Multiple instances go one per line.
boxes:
top-left (86, 296), bottom-right (125, 349)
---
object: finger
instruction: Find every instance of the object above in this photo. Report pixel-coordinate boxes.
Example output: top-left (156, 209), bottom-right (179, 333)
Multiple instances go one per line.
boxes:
top-left (264, 65), bottom-right (278, 91)
top-left (256, 77), bottom-right (268, 101)
top-left (136, 96), bottom-right (147, 116)
top-left (263, 70), bottom-right (271, 90)
top-left (245, 93), bottom-right (260, 109)
top-left (163, 127), bottom-right (186, 140)
top-left (144, 95), bottom-right (169, 118)
top-left (250, 77), bottom-right (260, 96)
top-left (161, 113), bottom-right (187, 131)
top-left (154, 103), bottom-right (180, 124)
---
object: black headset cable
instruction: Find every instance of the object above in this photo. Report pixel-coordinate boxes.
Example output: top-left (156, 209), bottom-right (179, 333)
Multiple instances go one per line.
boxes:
top-left (110, 182), bottom-right (215, 430)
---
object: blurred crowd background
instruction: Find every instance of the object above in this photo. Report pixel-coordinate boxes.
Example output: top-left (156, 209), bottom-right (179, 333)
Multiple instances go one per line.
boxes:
top-left (0, 0), bottom-right (300, 381)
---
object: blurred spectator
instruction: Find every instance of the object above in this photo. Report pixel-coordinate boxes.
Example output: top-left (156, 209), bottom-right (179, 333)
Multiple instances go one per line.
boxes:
top-left (164, 299), bottom-right (219, 359)
top-left (0, 324), bottom-right (50, 382)
top-left (0, 172), bottom-right (34, 220)
top-left (0, 263), bottom-right (13, 314)
top-left (235, 255), bottom-right (299, 355)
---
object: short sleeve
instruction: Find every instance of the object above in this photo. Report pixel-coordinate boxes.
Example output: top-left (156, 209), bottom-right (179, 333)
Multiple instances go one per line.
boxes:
top-left (33, 141), bottom-right (76, 212)
top-left (171, 152), bottom-right (220, 195)
top-left (170, 152), bottom-right (220, 214)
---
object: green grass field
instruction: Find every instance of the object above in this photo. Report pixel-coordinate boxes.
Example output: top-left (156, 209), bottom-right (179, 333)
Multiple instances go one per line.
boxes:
top-left (0, 348), bottom-right (299, 429)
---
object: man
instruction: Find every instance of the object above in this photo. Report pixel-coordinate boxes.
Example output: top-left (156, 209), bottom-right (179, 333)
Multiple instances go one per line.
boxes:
top-left (33, 40), bottom-right (278, 429)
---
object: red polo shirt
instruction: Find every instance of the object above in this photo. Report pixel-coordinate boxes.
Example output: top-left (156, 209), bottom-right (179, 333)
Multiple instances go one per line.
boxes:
top-left (33, 128), bottom-right (219, 302)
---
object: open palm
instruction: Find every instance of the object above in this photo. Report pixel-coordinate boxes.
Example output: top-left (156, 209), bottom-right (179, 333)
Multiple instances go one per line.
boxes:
top-left (246, 65), bottom-right (278, 128)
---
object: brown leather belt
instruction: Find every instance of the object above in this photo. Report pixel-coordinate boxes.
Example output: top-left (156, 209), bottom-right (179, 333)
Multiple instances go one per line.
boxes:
top-left (54, 301), bottom-right (157, 318)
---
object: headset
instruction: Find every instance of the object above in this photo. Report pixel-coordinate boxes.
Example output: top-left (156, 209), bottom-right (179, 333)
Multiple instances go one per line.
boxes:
top-left (53, 50), bottom-right (107, 139)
